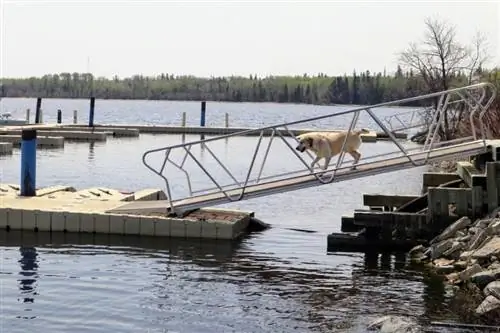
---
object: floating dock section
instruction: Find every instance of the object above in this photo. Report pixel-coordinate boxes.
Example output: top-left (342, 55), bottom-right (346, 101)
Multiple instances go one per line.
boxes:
top-left (0, 184), bottom-right (254, 240)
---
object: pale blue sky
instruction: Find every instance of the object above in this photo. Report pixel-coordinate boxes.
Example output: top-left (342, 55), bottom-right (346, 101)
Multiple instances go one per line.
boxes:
top-left (1, 0), bottom-right (498, 78)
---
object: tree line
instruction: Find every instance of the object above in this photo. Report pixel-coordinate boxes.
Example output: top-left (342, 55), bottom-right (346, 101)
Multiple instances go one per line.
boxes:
top-left (0, 67), bottom-right (494, 107)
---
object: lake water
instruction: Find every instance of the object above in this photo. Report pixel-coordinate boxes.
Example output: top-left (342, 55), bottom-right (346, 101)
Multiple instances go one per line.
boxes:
top-left (0, 98), bottom-right (471, 332)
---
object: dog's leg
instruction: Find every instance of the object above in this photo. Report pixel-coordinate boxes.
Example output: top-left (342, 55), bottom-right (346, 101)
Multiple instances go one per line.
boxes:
top-left (322, 156), bottom-right (332, 170)
top-left (348, 151), bottom-right (361, 170)
top-left (310, 156), bottom-right (320, 171)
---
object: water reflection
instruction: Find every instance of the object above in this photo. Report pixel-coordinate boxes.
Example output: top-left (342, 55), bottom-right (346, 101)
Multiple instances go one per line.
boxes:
top-left (88, 141), bottom-right (95, 162)
top-left (0, 231), bottom-right (457, 332)
top-left (18, 246), bottom-right (38, 304)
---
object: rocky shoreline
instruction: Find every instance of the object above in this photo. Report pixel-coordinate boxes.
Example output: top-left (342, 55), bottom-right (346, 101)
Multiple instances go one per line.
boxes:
top-left (409, 207), bottom-right (500, 321)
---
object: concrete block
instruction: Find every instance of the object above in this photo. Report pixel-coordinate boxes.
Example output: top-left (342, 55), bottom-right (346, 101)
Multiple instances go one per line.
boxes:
top-left (35, 210), bottom-right (52, 231)
top-left (169, 219), bottom-right (185, 237)
top-left (80, 213), bottom-right (96, 233)
top-left (8, 209), bottom-right (23, 230)
top-left (185, 220), bottom-right (202, 238)
top-left (0, 208), bottom-right (8, 228)
top-left (51, 212), bottom-right (66, 232)
top-left (109, 215), bottom-right (125, 234)
top-left (200, 221), bottom-right (217, 239)
top-left (155, 219), bottom-right (171, 236)
top-left (123, 215), bottom-right (141, 235)
top-left (216, 222), bottom-right (234, 240)
top-left (21, 210), bottom-right (36, 231)
top-left (139, 217), bottom-right (156, 236)
top-left (94, 214), bottom-right (110, 234)
top-left (65, 213), bottom-right (81, 232)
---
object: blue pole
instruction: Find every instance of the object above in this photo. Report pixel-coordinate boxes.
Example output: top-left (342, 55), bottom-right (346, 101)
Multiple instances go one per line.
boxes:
top-left (20, 129), bottom-right (37, 197)
top-left (57, 109), bottom-right (62, 124)
top-left (89, 97), bottom-right (95, 127)
top-left (200, 101), bottom-right (206, 127)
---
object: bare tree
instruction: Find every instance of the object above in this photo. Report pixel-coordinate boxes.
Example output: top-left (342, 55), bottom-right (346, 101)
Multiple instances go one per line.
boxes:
top-left (400, 17), bottom-right (489, 141)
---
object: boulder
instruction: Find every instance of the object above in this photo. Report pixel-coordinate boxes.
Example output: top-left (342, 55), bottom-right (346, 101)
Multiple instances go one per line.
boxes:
top-left (487, 219), bottom-right (500, 236)
top-left (459, 250), bottom-right (474, 261)
top-left (475, 295), bottom-right (500, 315)
top-left (430, 239), bottom-right (454, 260)
top-left (471, 236), bottom-right (500, 260)
top-left (458, 263), bottom-right (483, 282)
top-left (433, 258), bottom-right (456, 274)
top-left (467, 229), bottom-right (488, 251)
top-left (484, 281), bottom-right (500, 299)
top-left (471, 268), bottom-right (500, 289)
top-left (453, 260), bottom-right (468, 270)
top-left (474, 219), bottom-right (492, 229)
top-left (442, 241), bottom-right (465, 259)
top-left (408, 244), bottom-right (425, 257)
top-left (431, 217), bottom-right (472, 244)
top-left (455, 230), bottom-right (466, 238)
top-left (367, 315), bottom-right (420, 333)
top-left (468, 227), bottom-right (480, 235)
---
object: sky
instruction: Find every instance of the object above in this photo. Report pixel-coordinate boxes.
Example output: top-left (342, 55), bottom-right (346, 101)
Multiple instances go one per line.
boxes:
top-left (0, 0), bottom-right (498, 78)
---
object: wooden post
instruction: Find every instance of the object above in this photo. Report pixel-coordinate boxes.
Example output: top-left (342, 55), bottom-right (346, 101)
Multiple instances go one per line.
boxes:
top-left (57, 109), bottom-right (62, 124)
top-left (34, 97), bottom-right (42, 123)
top-left (25, 109), bottom-right (30, 123)
top-left (181, 112), bottom-right (186, 127)
top-left (225, 112), bottom-right (229, 128)
top-left (39, 109), bottom-right (43, 124)
top-left (486, 162), bottom-right (499, 212)
top-left (73, 110), bottom-right (78, 124)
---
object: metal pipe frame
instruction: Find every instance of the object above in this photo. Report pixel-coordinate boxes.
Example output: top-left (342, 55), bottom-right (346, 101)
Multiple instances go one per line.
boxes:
top-left (141, 83), bottom-right (496, 214)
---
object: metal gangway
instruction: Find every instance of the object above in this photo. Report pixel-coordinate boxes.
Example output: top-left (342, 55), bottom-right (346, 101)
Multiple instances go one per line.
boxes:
top-left (111, 83), bottom-right (497, 216)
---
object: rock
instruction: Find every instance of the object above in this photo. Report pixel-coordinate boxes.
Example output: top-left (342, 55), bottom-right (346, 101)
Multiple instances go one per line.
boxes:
top-left (408, 244), bottom-right (425, 257)
top-left (487, 219), bottom-right (500, 235)
top-left (431, 217), bottom-right (472, 245)
top-left (433, 258), bottom-right (456, 274)
top-left (454, 260), bottom-right (468, 270)
top-left (442, 241), bottom-right (465, 259)
top-left (474, 219), bottom-right (492, 229)
top-left (468, 229), bottom-right (488, 251)
top-left (468, 227), bottom-right (480, 235)
top-left (475, 295), bottom-right (500, 315)
top-left (491, 256), bottom-right (499, 262)
top-left (488, 262), bottom-right (500, 270)
top-left (367, 315), bottom-right (420, 332)
top-left (457, 234), bottom-right (472, 243)
top-left (446, 272), bottom-right (460, 284)
top-left (484, 281), bottom-right (500, 299)
top-left (458, 263), bottom-right (483, 282)
top-left (459, 250), bottom-right (474, 261)
top-left (471, 268), bottom-right (500, 289)
top-left (471, 236), bottom-right (500, 260)
top-left (455, 230), bottom-right (466, 238)
top-left (430, 239), bottom-right (454, 260)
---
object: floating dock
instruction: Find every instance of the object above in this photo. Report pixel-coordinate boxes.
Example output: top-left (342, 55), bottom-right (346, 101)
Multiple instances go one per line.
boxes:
top-left (64, 124), bottom-right (406, 141)
top-left (0, 184), bottom-right (254, 240)
top-left (0, 142), bottom-right (13, 155)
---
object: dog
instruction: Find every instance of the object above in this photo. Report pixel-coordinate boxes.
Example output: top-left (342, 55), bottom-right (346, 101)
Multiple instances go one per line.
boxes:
top-left (295, 129), bottom-right (370, 171)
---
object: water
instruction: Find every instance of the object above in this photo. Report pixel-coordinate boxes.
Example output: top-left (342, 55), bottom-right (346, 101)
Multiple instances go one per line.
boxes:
top-left (0, 98), bottom-right (473, 332)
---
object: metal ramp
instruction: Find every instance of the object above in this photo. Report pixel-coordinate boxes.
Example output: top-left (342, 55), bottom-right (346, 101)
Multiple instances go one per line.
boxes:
top-left (109, 83), bottom-right (497, 216)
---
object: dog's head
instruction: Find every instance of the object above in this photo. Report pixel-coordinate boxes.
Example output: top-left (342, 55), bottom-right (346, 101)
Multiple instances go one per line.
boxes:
top-left (295, 135), bottom-right (313, 153)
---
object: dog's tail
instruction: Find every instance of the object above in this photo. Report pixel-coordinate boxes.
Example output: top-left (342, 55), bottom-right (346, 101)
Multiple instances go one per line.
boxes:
top-left (353, 128), bottom-right (371, 135)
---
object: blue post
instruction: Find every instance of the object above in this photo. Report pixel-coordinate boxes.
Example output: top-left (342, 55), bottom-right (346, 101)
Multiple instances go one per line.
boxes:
top-left (57, 109), bottom-right (62, 124)
top-left (89, 97), bottom-right (95, 127)
top-left (200, 101), bottom-right (206, 127)
top-left (20, 129), bottom-right (37, 197)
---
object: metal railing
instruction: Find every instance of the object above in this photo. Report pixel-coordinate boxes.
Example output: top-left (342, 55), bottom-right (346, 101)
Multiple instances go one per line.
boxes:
top-left (142, 83), bottom-right (497, 214)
